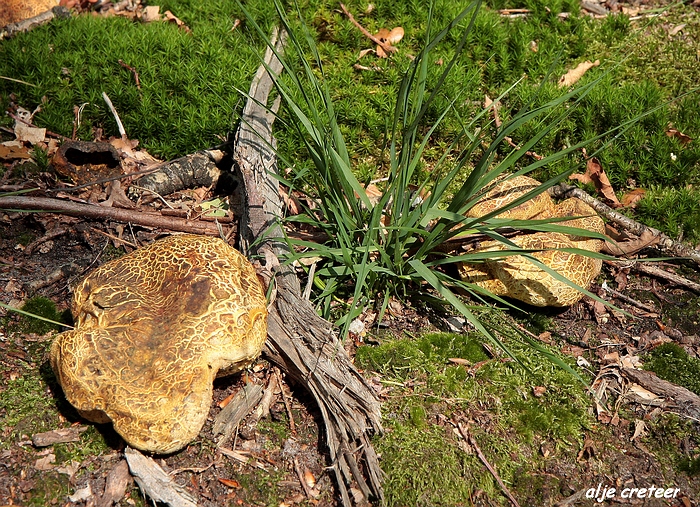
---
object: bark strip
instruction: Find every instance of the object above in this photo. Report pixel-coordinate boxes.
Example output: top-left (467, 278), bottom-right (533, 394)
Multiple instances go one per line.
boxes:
top-left (232, 27), bottom-right (384, 505)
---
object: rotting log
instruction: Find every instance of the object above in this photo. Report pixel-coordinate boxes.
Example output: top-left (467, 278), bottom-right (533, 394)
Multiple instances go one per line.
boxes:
top-left (232, 28), bottom-right (384, 506)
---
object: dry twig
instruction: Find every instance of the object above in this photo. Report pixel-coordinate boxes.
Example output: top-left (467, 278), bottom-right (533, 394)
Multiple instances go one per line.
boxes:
top-left (455, 421), bottom-right (521, 507)
top-left (339, 3), bottom-right (397, 55)
top-left (551, 183), bottom-right (700, 265)
top-left (0, 196), bottom-right (228, 236)
top-left (233, 27), bottom-right (384, 506)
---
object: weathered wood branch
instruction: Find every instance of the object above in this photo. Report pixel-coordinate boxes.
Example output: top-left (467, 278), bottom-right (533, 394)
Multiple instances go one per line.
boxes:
top-left (551, 183), bottom-right (700, 265)
top-left (233, 28), bottom-right (384, 506)
top-left (622, 368), bottom-right (700, 421)
top-left (0, 195), bottom-right (228, 236)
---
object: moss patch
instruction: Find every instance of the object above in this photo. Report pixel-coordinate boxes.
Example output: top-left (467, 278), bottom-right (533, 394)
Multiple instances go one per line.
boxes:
top-left (644, 342), bottom-right (700, 396)
top-left (356, 331), bottom-right (591, 505)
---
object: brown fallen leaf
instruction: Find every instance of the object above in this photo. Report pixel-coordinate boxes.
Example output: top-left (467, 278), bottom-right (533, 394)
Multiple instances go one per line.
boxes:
top-left (621, 188), bottom-right (646, 208)
top-left (0, 142), bottom-right (32, 160)
top-left (163, 10), bottom-right (191, 32)
top-left (141, 5), bottom-right (160, 22)
top-left (385, 26), bottom-right (404, 45)
top-left (374, 26), bottom-right (403, 57)
top-left (666, 127), bottom-right (693, 146)
top-left (218, 477), bottom-right (241, 488)
top-left (34, 453), bottom-right (56, 471)
top-left (570, 157), bottom-right (622, 207)
top-left (364, 183), bottom-right (384, 206)
top-left (532, 386), bottom-right (546, 397)
top-left (558, 59), bottom-right (600, 88)
top-left (484, 95), bottom-right (502, 128)
top-left (602, 229), bottom-right (659, 256)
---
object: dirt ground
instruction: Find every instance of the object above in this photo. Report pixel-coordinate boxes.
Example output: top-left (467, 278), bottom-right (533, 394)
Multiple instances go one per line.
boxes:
top-left (1, 193), bottom-right (700, 506)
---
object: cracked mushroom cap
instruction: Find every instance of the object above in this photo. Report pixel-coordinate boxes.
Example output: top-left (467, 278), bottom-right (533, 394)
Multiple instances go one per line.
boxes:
top-left (50, 235), bottom-right (268, 454)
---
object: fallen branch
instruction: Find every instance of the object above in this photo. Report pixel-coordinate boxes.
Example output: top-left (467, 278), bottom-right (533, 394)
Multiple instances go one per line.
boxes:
top-left (0, 195), bottom-right (229, 236)
top-left (621, 368), bottom-right (700, 421)
top-left (340, 3), bottom-right (397, 55)
top-left (233, 27), bottom-right (384, 506)
top-left (551, 183), bottom-right (700, 265)
top-left (1, 6), bottom-right (71, 40)
top-left (631, 262), bottom-right (700, 294)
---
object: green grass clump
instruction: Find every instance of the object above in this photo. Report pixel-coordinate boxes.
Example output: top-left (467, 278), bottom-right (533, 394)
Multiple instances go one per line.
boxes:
top-left (356, 331), bottom-right (591, 505)
top-left (644, 343), bottom-right (700, 396)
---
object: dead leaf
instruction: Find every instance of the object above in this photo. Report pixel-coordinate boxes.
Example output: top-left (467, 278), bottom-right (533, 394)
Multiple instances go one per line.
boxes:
top-left (532, 386), bottom-right (546, 397)
top-left (621, 188), bottom-right (646, 208)
top-left (68, 485), bottom-right (93, 503)
top-left (602, 351), bottom-right (620, 365)
top-left (627, 383), bottom-right (660, 402)
top-left (374, 26), bottom-right (403, 58)
top-left (570, 157), bottom-right (622, 207)
top-left (0, 142), bottom-right (32, 160)
top-left (558, 60), bottom-right (600, 88)
top-left (668, 23), bottom-right (686, 36)
top-left (358, 48), bottom-right (374, 59)
top-left (364, 183), bottom-right (383, 206)
top-left (14, 124), bottom-right (46, 145)
top-left (34, 453), bottom-right (56, 471)
top-left (375, 27), bottom-right (391, 41)
top-left (304, 468), bottom-right (316, 489)
top-left (386, 27), bottom-right (404, 45)
top-left (218, 478), bottom-right (241, 488)
top-left (666, 128), bottom-right (693, 145)
top-left (484, 95), bottom-right (502, 128)
top-left (602, 229), bottom-right (659, 256)
top-left (141, 5), bottom-right (160, 22)
top-left (163, 10), bottom-right (191, 32)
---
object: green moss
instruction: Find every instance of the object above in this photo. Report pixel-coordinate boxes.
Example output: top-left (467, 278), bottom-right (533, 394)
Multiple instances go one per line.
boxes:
top-left (258, 418), bottom-right (291, 443)
top-left (376, 424), bottom-right (475, 506)
top-left (52, 425), bottom-right (112, 464)
top-left (358, 332), bottom-right (591, 506)
top-left (22, 473), bottom-right (71, 507)
top-left (644, 413), bottom-right (700, 477)
top-left (644, 343), bottom-right (700, 396)
top-left (11, 296), bottom-right (66, 335)
top-left (0, 374), bottom-right (60, 448)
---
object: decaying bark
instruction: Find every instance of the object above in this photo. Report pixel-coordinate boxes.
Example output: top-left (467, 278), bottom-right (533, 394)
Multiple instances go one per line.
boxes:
top-left (232, 28), bottom-right (384, 506)
top-left (621, 368), bottom-right (700, 421)
top-left (133, 151), bottom-right (224, 196)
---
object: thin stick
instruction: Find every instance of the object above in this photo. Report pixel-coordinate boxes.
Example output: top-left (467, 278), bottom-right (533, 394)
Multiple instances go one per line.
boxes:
top-left (293, 458), bottom-right (315, 499)
top-left (632, 262), bottom-right (700, 294)
top-left (339, 3), bottom-right (397, 55)
top-left (118, 60), bottom-right (142, 90)
top-left (0, 76), bottom-right (37, 87)
top-left (274, 368), bottom-right (296, 434)
top-left (0, 195), bottom-right (226, 236)
top-left (456, 422), bottom-right (521, 507)
top-left (102, 92), bottom-right (126, 138)
top-left (551, 183), bottom-right (700, 265)
top-left (600, 282), bottom-right (657, 312)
